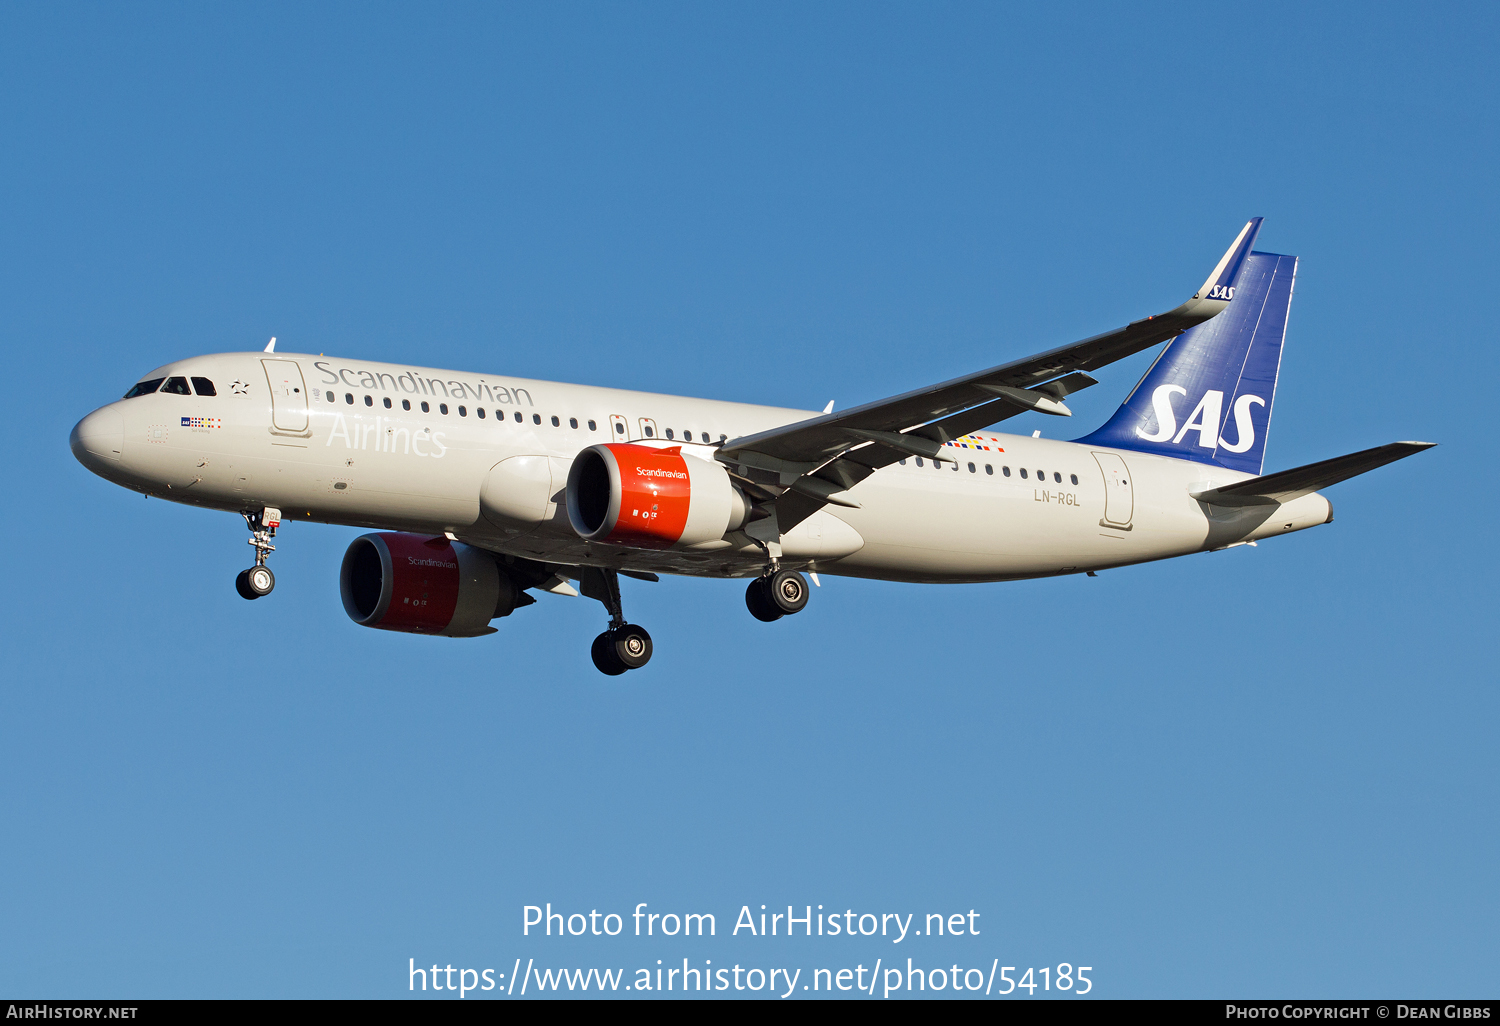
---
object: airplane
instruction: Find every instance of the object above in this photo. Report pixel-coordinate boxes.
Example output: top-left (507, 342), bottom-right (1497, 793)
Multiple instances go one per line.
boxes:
top-left (70, 218), bottom-right (1432, 675)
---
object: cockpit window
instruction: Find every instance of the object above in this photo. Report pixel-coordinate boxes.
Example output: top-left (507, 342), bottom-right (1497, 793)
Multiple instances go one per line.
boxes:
top-left (191, 377), bottom-right (216, 396)
top-left (123, 378), bottom-right (166, 398)
top-left (161, 377), bottom-right (192, 395)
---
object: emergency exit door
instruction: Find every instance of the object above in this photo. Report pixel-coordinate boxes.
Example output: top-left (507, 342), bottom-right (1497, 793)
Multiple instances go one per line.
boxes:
top-left (261, 359), bottom-right (309, 433)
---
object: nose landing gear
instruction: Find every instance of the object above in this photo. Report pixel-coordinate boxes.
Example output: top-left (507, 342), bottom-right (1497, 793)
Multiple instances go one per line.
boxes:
top-left (235, 507), bottom-right (281, 600)
top-left (579, 567), bottom-right (654, 676)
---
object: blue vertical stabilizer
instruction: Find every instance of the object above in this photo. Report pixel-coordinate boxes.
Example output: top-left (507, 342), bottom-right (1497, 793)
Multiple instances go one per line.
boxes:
top-left (1074, 250), bottom-right (1297, 475)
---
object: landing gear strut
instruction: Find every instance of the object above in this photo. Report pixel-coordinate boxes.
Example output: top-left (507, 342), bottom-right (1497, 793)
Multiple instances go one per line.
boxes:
top-left (235, 507), bottom-right (281, 600)
top-left (580, 568), bottom-right (653, 676)
top-left (745, 568), bottom-right (810, 622)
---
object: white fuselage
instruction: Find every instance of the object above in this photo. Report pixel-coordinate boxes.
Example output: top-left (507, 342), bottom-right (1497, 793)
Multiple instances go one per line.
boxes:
top-left (71, 351), bottom-right (1332, 583)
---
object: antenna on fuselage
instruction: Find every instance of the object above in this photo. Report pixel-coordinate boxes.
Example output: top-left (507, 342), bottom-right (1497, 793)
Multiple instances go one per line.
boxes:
top-left (263, 337), bottom-right (277, 353)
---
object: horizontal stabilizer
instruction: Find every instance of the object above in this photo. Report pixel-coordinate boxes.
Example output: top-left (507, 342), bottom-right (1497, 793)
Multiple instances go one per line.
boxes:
top-left (1190, 441), bottom-right (1436, 507)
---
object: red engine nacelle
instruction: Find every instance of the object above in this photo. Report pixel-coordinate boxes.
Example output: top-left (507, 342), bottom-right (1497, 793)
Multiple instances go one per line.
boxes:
top-left (339, 532), bottom-right (519, 637)
top-left (566, 443), bottom-right (749, 550)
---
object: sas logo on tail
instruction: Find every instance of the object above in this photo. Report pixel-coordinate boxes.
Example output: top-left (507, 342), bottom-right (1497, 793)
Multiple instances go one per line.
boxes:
top-left (1207, 285), bottom-right (1236, 300)
top-left (1136, 385), bottom-right (1264, 453)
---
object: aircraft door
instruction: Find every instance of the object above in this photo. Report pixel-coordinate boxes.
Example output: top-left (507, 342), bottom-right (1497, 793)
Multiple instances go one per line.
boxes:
top-left (609, 415), bottom-right (629, 441)
top-left (1092, 452), bottom-right (1134, 529)
top-left (262, 359), bottom-right (309, 433)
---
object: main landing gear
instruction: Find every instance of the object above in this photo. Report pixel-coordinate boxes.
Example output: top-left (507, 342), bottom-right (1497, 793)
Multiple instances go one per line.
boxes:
top-left (591, 625), bottom-right (653, 677)
top-left (235, 507), bottom-right (281, 601)
top-left (580, 568), bottom-right (653, 676)
top-left (745, 568), bottom-right (810, 622)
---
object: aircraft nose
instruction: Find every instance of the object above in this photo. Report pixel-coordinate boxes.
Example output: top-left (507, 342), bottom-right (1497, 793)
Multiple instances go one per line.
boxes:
top-left (70, 405), bottom-right (124, 469)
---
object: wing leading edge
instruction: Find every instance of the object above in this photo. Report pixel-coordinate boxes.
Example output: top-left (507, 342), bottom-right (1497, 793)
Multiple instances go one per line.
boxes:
top-left (718, 219), bottom-right (1265, 536)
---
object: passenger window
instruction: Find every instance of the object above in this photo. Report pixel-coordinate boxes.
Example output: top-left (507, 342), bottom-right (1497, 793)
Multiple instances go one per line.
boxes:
top-left (346, 393), bottom-right (355, 405)
top-left (515, 411), bottom-right (523, 422)
top-left (719, 434), bottom-right (727, 443)
top-left (615, 421), bottom-right (625, 434)
top-left (915, 457), bottom-right (924, 467)
top-left (985, 464), bottom-right (993, 475)
top-left (570, 418), bottom-right (578, 429)
top-left (123, 378), bottom-right (166, 398)
top-left (326, 391), bottom-right (336, 402)
top-left (365, 395), bottom-right (373, 406)
top-left (191, 377), bottom-right (216, 396)
top-left (477, 407), bottom-right (485, 419)
top-left (551, 416), bottom-right (560, 427)
top-left (421, 401), bottom-right (430, 413)
top-left (533, 414), bottom-right (541, 424)
top-left (665, 428), bottom-right (674, 440)
top-left (162, 377), bottom-right (192, 395)
top-left (1003, 466), bottom-right (1011, 477)
top-left (588, 420), bottom-right (597, 431)
top-left (899, 458), bottom-right (907, 466)
top-left (383, 397), bottom-right (392, 409)
top-left (437, 403), bottom-right (447, 415)
top-left (1054, 472), bottom-right (1061, 483)
top-left (1070, 474), bottom-right (1078, 485)
top-left (402, 399), bottom-right (411, 411)
top-left (968, 462), bottom-right (976, 473)
top-left (1020, 468), bottom-right (1028, 479)
top-left (1036, 469), bottom-right (1043, 479)
top-left (644, 425), bottom-right (654, 437)
top-left (459, 406), bottom-right (467, 417)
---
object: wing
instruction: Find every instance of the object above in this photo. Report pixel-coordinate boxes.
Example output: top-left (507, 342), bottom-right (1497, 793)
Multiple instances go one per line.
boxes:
top-left (719, 219), bottom-right (1265, 533)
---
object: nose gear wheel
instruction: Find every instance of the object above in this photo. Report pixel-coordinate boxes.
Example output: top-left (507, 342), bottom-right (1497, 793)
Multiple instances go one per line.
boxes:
top-left (235, 507), bottom-right (281, 600)
top-left (236, 565), bottom-right (276, 600)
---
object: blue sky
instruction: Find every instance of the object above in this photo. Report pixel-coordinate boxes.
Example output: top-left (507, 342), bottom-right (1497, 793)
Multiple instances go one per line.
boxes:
top-left (1, 2), bottom-right (1495, 999)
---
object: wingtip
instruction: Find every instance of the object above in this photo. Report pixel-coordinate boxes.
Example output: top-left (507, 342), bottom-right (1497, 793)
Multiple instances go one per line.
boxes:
top-left (1192, 218), bottom-right (1265, 303)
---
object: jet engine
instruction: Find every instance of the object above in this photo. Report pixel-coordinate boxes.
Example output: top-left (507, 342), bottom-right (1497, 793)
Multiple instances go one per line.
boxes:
top-left (566, 443), bottom-right (750, 549)
top-left (339, 532), bottom-right (520, 637)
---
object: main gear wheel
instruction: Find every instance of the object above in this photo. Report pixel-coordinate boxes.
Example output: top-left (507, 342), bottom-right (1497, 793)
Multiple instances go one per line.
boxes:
top-left (591, 623), bottom-right (653, 675)
top-left (746, 569), bottom-right (809, 620)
